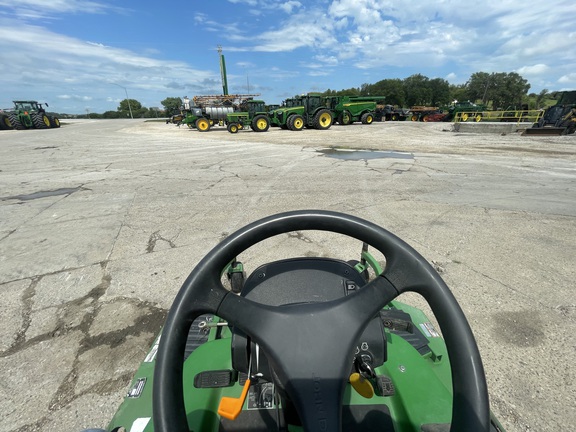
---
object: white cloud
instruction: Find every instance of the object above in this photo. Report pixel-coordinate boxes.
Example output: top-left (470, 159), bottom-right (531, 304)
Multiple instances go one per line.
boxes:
top-left (558, 73), bottom-right (576, 84)
top-left (516, 64), bottom-right (550, 76)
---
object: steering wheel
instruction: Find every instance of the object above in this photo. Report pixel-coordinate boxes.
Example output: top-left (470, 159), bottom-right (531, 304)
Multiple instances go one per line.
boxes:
top-left (153, 210), bottom-right (490, 431)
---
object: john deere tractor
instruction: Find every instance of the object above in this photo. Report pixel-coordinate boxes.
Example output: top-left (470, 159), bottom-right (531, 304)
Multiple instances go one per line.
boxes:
top-left (225, 100), bottom-right (270, 133)
top-left (9, 101), bottom-right (60, 129)
top-left (270, 93), bottom-right (333, 131)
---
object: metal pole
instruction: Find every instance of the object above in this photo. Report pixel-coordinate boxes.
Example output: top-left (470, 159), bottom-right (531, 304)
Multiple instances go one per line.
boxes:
top-left (113, 83), bottom-right (134, 119)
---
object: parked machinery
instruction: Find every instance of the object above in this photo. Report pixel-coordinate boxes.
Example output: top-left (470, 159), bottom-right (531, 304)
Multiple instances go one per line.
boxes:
top-left (378, 104), bottom-right (410, 121)
top-left (180, 95), bottom-right (259, 132)
top-left (324, 96), bottom-right (385, 125)
top-left (8, 101), bottom-right (60, 129)
top-left (525, 90), bottom-right (576, 135)
top-left (270, 93), bottom-right (333, 131)
top-left (225, 100), bottom-right (270, 133)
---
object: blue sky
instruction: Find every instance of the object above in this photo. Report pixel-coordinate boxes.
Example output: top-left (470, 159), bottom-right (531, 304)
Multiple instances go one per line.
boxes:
top-left (0, 0), bottom-right (574, 114)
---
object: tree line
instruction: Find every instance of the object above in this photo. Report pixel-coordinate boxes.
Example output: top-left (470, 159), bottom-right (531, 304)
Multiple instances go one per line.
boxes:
top-left (326, 72), bottom-right (556, 110)
top-left (78, 71), bottom-right (560, 118)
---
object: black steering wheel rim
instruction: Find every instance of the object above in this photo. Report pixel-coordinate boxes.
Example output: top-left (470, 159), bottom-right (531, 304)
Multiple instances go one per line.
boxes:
top-left (153, 210), bottom-right (490, 432)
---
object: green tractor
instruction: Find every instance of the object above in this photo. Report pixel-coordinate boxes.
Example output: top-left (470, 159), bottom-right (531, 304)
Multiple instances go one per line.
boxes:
top-left (270, 93), bottom-right (333, 131)
top-left (9, 101), bottom-right (60, 130)
top-left (324, 96), bottom-right (385, 125)
top-left (444, 101), bottom-right (487, 122)
top-left (225, 100), bottom-right (270, 133)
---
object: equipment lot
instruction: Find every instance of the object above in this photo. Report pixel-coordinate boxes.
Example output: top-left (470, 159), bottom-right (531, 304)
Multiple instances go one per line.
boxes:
top-left (0, 119), bottom-right (574, 431)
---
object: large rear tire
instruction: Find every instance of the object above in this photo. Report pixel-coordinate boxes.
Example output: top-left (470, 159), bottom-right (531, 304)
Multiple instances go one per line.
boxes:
top-left (9, 114), bottom-right (24, 130)
top-left (251, 115), bottom-right (269, 132)
top-left (314, 109), bottom-right (333, 130)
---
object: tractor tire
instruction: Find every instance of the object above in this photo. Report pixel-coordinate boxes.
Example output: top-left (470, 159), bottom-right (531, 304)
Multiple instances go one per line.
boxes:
top-left (9, 114), bottom-right (24, 130)
top-left (227, 123), bottom-right (239, 134)
top-left (338, 111), bottom-right (352, 125)
top-left (287, 115), bottom-right (304, 131)
top-left (314, 109), bottom-right (333, 130)
top-left (474, 114), bottom-right (482, 122)
top-left (361, 112), bottom-right (374, 124)
top-left (391, 114), bottom-right (398, 121)
top-left (49, 116), bottom-right (61, 128)
top-left (411, 114), bottom-right (419, 122)
top-left (32, 113), bottom-right (50, 129)
top-left (0, 114), bottom-right (13, 130)
top-left (461, 113), bottom-right (469, 122)
top-left (195, 118), bottom-right (210, 132)
top-left (251, 115), bottom-right (269, 132)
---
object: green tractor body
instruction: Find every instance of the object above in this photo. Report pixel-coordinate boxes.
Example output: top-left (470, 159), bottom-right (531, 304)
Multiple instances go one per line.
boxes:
top-left (9, 101), bottom-right (60, 129)
top-left (270, 93), bottom-right (333, 131)
top-left (324, 96), bottom-right (385, 125)
top-left (225, 100), bottom-right (270, 133)
top-left (444, 101), bottom-right (487, 122)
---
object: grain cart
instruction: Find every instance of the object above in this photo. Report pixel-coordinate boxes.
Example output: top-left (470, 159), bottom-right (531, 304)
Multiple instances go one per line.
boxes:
top-left (270, 93), bottom-right (333, 131)
top-left (225, 100), bottom-right (270, 133)
top-left (525, 90), bottom-right (576, 135)
top-left (9, 101), bottom-right (60, 129)
top-left (324, 96), bottom-right (385, 125)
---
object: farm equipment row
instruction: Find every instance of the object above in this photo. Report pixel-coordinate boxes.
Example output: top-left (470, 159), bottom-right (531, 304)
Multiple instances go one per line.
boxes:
top-left (0, 101), bottom-right (61, 130)
top-left (175, 93), bottom-right (387, 134)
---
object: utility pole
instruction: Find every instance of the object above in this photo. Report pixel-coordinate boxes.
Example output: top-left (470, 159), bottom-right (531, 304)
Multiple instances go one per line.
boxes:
top-left (112, 83), bottom-right (134, 119)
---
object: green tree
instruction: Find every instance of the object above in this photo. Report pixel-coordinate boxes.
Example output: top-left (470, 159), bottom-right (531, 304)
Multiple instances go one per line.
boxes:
top-left (403, 74), bottom-right (432, 106)
top-left (117, 98), bottom-right (143, 118)
top-left (102, 110), bottom-right (119, 119)
top-left (449, 84), bottom-right (469, 103)
top-left (161, 97), bottom-right (183, 116)
top-left (429, 78), bottom-right (451, 106)
top-left (467, 72), bottom-right (530, 109)
top-left (362, 79), bottom-right (405, 106)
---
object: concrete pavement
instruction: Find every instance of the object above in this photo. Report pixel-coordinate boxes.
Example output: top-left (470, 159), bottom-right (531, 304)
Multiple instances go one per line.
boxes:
top-left (0, 119), bottom-right (574, 431)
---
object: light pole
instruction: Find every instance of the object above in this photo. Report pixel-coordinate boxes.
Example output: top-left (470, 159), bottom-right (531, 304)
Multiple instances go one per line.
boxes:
top-left (112, 83), bottom-right (134, 119)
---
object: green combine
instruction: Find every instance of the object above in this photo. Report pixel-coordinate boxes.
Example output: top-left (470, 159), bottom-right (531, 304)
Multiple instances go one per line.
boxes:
top-left (87, 210), bottom-right (506, 432)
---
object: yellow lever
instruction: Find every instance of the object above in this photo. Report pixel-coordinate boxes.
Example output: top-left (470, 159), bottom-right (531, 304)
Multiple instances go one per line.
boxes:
top-left (218, 378), bottom-right (251, 420)
top-left (350, 372), bottom-right (374, 399)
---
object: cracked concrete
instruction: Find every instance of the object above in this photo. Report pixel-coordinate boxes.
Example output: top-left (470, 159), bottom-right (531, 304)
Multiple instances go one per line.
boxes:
top-left (0, 119), bottom-right (575, 431)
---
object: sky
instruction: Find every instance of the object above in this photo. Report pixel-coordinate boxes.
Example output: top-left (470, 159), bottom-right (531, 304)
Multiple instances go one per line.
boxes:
top-left (0, 0), bottom-right (575, 114)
